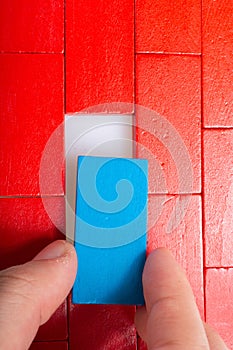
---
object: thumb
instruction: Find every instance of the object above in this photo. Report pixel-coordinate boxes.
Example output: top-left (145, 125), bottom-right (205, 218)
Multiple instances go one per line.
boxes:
top-left (135, 248), bottom-right (209, 350)
top-left (0, 240), bottom-right (77, 350)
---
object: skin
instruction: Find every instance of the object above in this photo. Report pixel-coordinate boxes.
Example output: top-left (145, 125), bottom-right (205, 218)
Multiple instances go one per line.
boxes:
top-left (135, 248), bottom-right (228, 350)
top-left (0, 242), bottom-right (228, 350)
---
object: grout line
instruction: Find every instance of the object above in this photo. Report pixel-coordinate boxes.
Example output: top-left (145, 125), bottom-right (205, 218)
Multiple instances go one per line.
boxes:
top-left (32, 338), bottom-right (68, 344)
top-left (65, 112), bottom-right (135, 116)
top-left (203, 126), bottom-right (233, 130)
top-left (200, 0), bottom-right (207, 322)
top-left (205, 266), bottom-right (233, 270)
top-left (136, 51), bottom-right (201, 56)
top-left (64, 0), bottom-right (67, 115)
top-left (0, 51), bottom-right (64, 55)
top-left (147, 193), bottom-right (202, 196)
top-left (33, 340), bottom-right (68, 343)
top-left (133, 0), bottom-right (137, 160)
top-left (0, 195), bottom-right (64, 199)
top-left (64, 0), bottom-right (67, 204)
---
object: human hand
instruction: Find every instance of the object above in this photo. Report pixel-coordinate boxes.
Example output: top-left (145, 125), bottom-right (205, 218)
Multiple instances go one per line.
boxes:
top-left (0, 243), bottom-right (228, 350)
top-left (135, 248), bottom-right (228, 349)
top-left (0, 240), bottom-right (77, 350)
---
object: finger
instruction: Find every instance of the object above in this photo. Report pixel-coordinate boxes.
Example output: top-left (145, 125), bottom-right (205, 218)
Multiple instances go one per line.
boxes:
top-left (204, 323), bottom-right (229, 350)
top-left (143, 248), bottom-right (209, 349)
top-left (135, 306), bottom-right (148, 340)
top-left (0, 240), bottom-right (77, 350)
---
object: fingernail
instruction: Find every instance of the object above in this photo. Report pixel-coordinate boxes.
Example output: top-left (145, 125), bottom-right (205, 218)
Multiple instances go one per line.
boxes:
top-left (34, 240), bottom-right (67, 261)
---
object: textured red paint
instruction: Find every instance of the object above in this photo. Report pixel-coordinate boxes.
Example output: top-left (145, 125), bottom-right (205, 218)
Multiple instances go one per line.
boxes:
top-left (203, 0), bottom-right (233, 126)
top-left (66, 0), bottom-right (134, 113)
top-left (0, 197), bottom-right (65, 270)
top-left (206, 268), bottom-right (233, 348)
top-left (148, 194), bottom-right (204, 316)
top-left (0, 54), bottom-right (64, 196)
top-left (35, 301), bottom-right (67, 341)
top-left (29, 342), bottom-right (68, 350)
top-left (136, 55), bottom-right (201, 194)
top-left (69, 297), bottom-right (137, 350)
top-left (204, 130), bottom-right (233, 267)
top-left (137, 337), bottom-right (147, 350)
top-left (136, 0), bottom-right (201, 53)
top-left (0, 0), bottom-right (64, 53)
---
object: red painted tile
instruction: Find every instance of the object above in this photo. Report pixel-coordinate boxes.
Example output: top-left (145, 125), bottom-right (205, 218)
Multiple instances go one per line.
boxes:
top-left (35, 301), bottom-right (67, 341)
top-left (203, 0), bottom-right (233, 127)
top-left (69, 297), bottom-right (137, 350)
top-left (206, 268), bottom-right (233, 348)
top-left (203, 130), bottom-right (233, 267)
top-left (0, 197), bottom-right (65, 270)
top-left (136, 0), bottom-right (201, 53)
top-left (148, 195), bottom-right (204, 316)
top-left (66, 0), bottom-right (134, 113)
top-left (136, 55), bottom-right (201, 194)
top-left (0, 54), bottom-right (64, 196)
top-left (0, 0), bottom-right (64, 53)
top-left (29, 342), bottom-right (68, 350)
top-left (137, 337), bottom-right (147, 350)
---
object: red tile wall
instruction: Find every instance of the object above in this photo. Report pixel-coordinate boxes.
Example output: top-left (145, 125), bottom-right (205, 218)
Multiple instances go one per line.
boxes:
top-left (29, 342), bottom-right (68, 350)
top-left (136, 0), bottom-right (201, 53)
top-left (69, 300), bottom-right (137, 350)
top-left (66, 0), bottom-right (134, 113)
top-left (203, 130), bottom-right (233, 267)
top-left (206, 268), bottom-right (233, 349)
top-left (136, 54), bottom-right (201, 194)
top-left (148, 195), bottom-right (204, 317)
top-left (0, 0), bottom-right (64, 53)
top-left (202, 0), bottom-right (233, 127)
top-left (0, 0), bottom-right (233, 349)
top-left (0, 54), bottom-right (64, 196)
top-left (0, 1), bottom-right (66, 344)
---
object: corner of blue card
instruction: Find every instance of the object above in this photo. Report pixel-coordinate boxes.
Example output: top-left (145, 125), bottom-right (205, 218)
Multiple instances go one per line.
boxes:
top-left (72, 156), bottom-right (148, 305)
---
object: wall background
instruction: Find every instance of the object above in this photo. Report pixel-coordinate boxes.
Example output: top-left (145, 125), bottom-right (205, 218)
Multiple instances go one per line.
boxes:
top-left (0, 1), bottom-right (233, 349)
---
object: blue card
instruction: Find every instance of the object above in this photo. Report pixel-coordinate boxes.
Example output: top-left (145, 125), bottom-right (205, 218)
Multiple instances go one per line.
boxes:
top-left (72, 156), bottom-right (148, 305)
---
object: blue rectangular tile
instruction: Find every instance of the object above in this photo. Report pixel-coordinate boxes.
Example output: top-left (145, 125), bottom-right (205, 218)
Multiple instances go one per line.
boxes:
top-left (72, 156), bottom-right (148, 305)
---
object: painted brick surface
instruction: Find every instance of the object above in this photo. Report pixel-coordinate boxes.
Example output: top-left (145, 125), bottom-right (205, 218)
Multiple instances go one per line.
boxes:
top-left (203, 0), bottom-right (233, 126)
top-left (0, 54), bottom-right (64, 196)
top-left (136, 55), bottom-right (201, 194)
top-left (0, 0), bottom-right (64, 53)
top-left (29, 342), bottom-right (68, 350)
top-left (204, 130), bottom-right (233, 267)
top-left (66, 0), bottom-right (134, 113)
top-left (206, 268), bottom-right (233, 348)
top-left (136, 0), bottom-right (201, 53)
top-left (69, 300), bottom-right (137, 350)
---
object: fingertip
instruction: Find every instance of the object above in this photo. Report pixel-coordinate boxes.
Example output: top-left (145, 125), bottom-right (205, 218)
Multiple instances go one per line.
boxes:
top-left (142, 248), bottom-right (175, 286)
top-left (145, 247), bottom-right (174, 264)
top-left (34, 240), bottom-right (78, 277)
top-left (34, 240), bottom-right (77, 263)
top-left (26, 240), bottom-right (78, 323)
top-left (142, 247), bottom-right (194, 315)
top-left (141, 248), bottom-right (208, 349)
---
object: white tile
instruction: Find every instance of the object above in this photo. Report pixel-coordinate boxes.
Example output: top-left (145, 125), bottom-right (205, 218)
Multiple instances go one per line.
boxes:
top-left (65, 114), bottom-right (133, 241)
